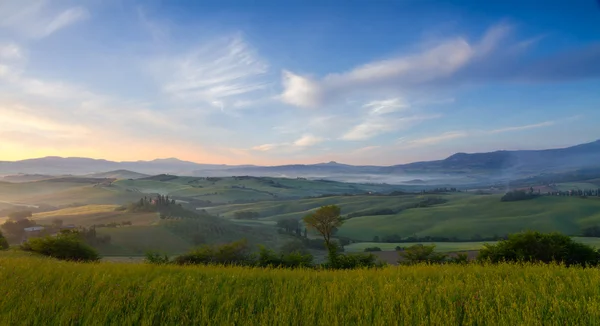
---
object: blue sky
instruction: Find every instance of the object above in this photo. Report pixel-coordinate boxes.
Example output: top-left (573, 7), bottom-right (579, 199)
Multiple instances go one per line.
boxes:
top-left (0, 0), bottom-right (599, 165)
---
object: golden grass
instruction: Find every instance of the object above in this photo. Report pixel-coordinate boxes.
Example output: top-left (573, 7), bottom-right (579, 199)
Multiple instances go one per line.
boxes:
top-left (1, 252), bottom-right (600, 324)
top-left (33, 205), bottom-right (120, 218)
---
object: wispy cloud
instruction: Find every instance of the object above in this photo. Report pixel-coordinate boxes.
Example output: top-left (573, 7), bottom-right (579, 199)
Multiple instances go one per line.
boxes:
top-left (488, 121), bottom-right (555, 134)
top-left (400, 131), bottom-right (469, 146)
top-left (0, 43), bottom-right (23, 60)
top-left (252, 144), bottom-right (278, 151)
top-left (294, 134), bottom-right (324, 147)
top-left (280, 24), bottom-right (512, 108)
top-left (280, 22), bottom-right (600, 109)
top-left (251, 134), bottom-right (325, 152)
top-left (340, 98), bottom-right (441, 141)
top-left (151, 34), bottom-right (270, 111)
top-left (399, 120), bottom-right (559, 148)
top-left (0, 1), bottom-right (89, 38)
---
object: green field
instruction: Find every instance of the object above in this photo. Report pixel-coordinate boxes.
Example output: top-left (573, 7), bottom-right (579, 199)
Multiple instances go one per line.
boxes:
top-left (2, 252), bottom-right (600, 324)
top-left (5, 176), bottom-right (600, 257)
top-left (211, 193), bottom-right (600, 241)
top-left (344, 237), bottom-right (600, 252)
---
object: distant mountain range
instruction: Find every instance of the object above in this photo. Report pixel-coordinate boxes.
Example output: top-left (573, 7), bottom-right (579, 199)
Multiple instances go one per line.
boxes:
top-left (1, 140), bottom-right (600, 185)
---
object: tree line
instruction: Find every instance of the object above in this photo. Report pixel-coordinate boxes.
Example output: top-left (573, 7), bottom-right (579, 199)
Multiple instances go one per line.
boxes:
top-left (502, 188), bottom-right (600, 202)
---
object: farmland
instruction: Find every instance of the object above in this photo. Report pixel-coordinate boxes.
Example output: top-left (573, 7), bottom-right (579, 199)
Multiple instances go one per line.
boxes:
top-left (3, 175), bottom-right (600, 257)
top-left (2, 252), bottom-right (600, 324)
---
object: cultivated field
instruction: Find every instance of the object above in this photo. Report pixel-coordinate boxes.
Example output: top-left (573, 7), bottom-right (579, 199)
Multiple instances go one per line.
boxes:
top-left (345, 237), bottom-right (600, 252)
top-left (2, 252), bottom-right (600, 325)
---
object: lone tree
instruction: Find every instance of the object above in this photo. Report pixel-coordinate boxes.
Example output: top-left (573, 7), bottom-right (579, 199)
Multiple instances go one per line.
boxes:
top-left (303, 205), bottom-right (343, 263)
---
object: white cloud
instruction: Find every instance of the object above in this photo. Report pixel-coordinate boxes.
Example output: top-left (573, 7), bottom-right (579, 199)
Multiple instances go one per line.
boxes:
top-left (399, 119), bottom-right (558, 148)
top-left (280, 23), bottom-right (511, 108)
top-left (0, 1), bottom-right (89, 38)
top-left (0, 43), bottom-right (23, 60)
top-left (401, 131), bottom-right (469, 146)
top-left (341, 114), bottom-right (441, 141)
top-left (252, 144), bottom-right (278, 151)
top-left (153, 34), bottom-right (270, 111)
top-left (40, 7), bottom-right (89, 38)
top-left (341, 98), bottom-right (441, 141)
top-left (488, 121), bottom-right (555, 134)
top-left (251, 134), bottom-right (324, 152)
top-left (364, 98), bottom-right (409, 116)
top-left (294, 134), bottom-right (324, 147)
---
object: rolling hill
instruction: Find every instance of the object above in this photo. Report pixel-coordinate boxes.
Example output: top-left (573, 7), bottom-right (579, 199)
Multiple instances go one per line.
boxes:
top-left (2, 140), bottom-right (600, 184)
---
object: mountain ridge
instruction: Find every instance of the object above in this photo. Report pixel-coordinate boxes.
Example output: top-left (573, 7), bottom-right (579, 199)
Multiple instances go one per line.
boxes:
top-left (1, 139), bottom-right (600, 180)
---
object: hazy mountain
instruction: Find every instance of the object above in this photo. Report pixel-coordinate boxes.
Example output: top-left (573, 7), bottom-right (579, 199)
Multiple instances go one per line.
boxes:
top-left (84, 170), bottom-right (150, 179)
top-left (1, 140), bottom-right (599, 182)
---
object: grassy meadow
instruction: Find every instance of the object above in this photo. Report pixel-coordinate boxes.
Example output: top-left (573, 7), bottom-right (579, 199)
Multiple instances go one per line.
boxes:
top-left (345, 237), bottom-right (600, 252)
top-left (2, 252), bottom-right (600, 324)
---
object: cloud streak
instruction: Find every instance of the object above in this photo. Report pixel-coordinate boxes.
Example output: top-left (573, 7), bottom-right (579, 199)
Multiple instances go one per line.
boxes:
top-left (280, 24), bottom-right (512, 108)
top-left (399, 120), bottom-right (561, 148)
top-left (152, 34), bottom-right (270, 111)
top-left (280, 23), bottom-right (600, 109)
top-left (0, 1), bottom-right (89, 38)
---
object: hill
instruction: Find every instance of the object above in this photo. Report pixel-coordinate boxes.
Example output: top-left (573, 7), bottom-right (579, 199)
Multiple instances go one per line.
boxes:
top-left (210, 193), bottom-right (600, 241)
top-left (2, 139), bottom-right (600, 183)
top-left (84, 170), bottom-right (149, 179)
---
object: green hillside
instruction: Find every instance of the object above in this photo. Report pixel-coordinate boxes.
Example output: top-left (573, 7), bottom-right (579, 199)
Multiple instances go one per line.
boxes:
top-left (338, 195), bottom-right (600, 241)
top-left (211, 193), bottom-right (600, 241)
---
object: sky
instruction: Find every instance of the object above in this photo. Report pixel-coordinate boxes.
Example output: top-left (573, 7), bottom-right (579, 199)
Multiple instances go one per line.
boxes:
top-left (0, 0), bottom-right (599, 166)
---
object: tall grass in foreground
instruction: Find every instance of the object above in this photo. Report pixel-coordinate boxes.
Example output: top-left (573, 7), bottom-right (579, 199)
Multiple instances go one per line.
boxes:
top-left (2, 253), bottom-right (600, 325)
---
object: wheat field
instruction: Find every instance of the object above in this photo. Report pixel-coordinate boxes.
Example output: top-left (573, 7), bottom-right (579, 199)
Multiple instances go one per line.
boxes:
top-left (1, 252), bottom-right (600, 325)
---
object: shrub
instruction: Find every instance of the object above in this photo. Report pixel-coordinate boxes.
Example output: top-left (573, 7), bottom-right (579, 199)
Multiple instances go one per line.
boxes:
top-left (256, 246), bottom-right (314, 268)
top-left (447, 253), bottom-right (469, 264)
top-left (0, 231), bottom-right (8, 250)
top-left (501, 190), bottom-right (538, 202)
top-left (364, 246), bottom-right (382, 252)
top-left (21, 232), bottom-right (100, 262)
top-left (398, 244), bottom-right (447, 265)
top-left (328, 252), bottom-right (385, 270)
top-left (144, 251), bottom-right (170, 265)
top-left (173, 239), bottom-right (253, 266)
top-left (478, 231), bottom-right (600, 266)
top-left (280, 240), bottom-right (309, 255)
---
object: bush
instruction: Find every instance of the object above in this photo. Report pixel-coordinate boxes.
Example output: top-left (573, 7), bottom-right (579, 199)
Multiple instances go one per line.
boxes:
top-left (21, 232), bottom-right (100, 262)
top-left (478, 231), bottom-right (600, 266)
top-left (256, 246), bottom-right (314, 268)
top-left (329, 252), bottom-right (385, 270)
top-left (501, 190), bottom-right (538, 202)
top-left (364, 246), bottom-right (382, 252)
top-left (398, 244), bottom-right (447, 265)
top-left (173, 239), bottom-right (253, 266)
top-left (0, 231), bottom-right (8, 250)
top-left (447, 253), bottom-right (469, 264)
top-left (280, 240), bottom-right (309, 255)
top-left (145, 251), bottom-right (170, 265)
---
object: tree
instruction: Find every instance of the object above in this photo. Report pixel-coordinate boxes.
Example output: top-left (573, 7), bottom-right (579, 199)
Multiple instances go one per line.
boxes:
top-left (21, 231), bottom-right (100, 262)
top-left (303, 205), bottom-right (343, 265)
top-left (52, 219), bottom-right (64, 228)
top-left (0, 231), bottom-right (8, 250)
top-left (398, 244), bottom-right (447, 265)
top-left (1, 218), bottom-right (35, 241)
top-left (280, 240), bottom-right (309, 255)
top-left (478, 231), bottom-right (600, 266)
top-left (7, 210), bottom-right (32, 221)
